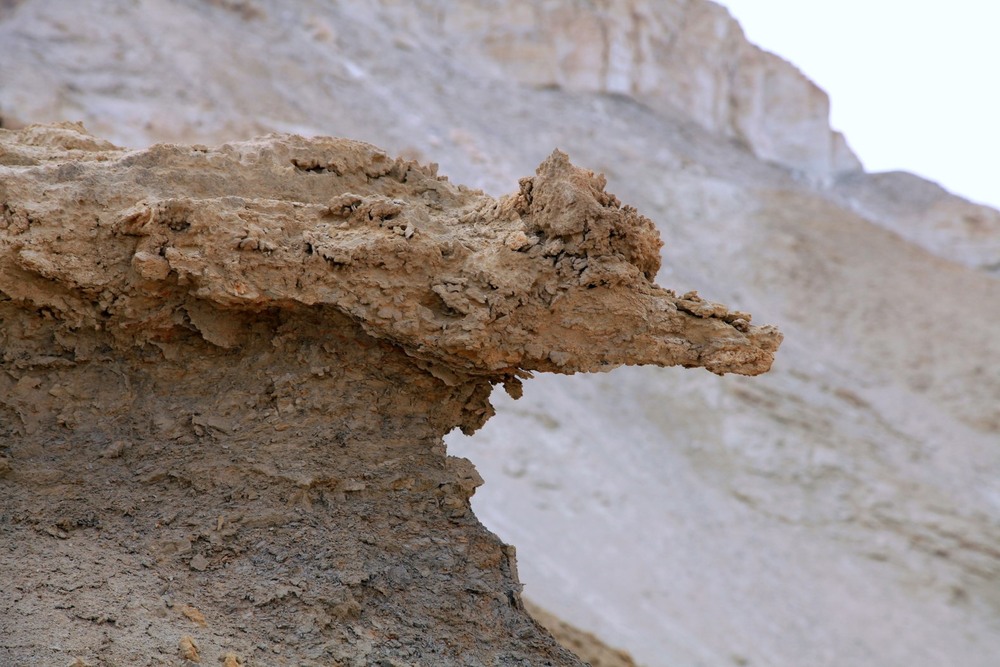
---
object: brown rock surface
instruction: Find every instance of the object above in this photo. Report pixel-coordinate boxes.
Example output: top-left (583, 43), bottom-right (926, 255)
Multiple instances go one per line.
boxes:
top-left (0, 123), bottom-right (778, 665)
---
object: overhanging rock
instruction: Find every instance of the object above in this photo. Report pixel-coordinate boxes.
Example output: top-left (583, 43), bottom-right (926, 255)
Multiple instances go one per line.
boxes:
top-left (0, 123), bottom-right (780, 665)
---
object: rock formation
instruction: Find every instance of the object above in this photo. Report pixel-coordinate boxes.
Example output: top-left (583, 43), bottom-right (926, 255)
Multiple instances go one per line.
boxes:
top-left (3, 1), bottom-right (1000, 665)
top-left (0, 0), bottom-right (859, 181)
top-left (432, 0), bottom-right (861, 180)
top-left (0, 123), bottom-right (778, 665)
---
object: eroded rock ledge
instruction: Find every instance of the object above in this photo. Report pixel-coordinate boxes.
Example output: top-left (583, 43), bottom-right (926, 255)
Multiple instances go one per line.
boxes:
top-left (0, 123), bottom-right (780, 665)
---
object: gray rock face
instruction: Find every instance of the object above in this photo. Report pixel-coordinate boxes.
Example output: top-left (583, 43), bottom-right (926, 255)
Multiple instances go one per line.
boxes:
top-left (423, 0), bottom-right (862, 180)
top-left (0, 0), bottom-right (859, 181)
top-left (834, 169), bottom-right (1000, 272)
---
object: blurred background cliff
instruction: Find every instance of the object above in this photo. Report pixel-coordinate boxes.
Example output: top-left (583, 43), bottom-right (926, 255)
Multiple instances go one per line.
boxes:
top-left (2, 1), bottom-right (998, 665)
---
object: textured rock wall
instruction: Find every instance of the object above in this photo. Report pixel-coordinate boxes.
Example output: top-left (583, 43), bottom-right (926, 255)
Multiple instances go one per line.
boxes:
top-left (0, 123), bottom-right (778, 665)
top-left (0, 0), bottom-right (857, 182)
top-left (419, 0), bottom-right (861, 180)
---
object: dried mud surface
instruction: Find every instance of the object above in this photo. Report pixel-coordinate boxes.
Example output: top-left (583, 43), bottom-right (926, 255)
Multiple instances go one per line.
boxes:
top-left (0, 123), bottom-right (779, 665)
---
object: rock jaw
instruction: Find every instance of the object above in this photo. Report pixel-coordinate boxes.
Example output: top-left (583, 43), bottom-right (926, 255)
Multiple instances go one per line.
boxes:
top-left (0, 124), bottom-right (781, 664)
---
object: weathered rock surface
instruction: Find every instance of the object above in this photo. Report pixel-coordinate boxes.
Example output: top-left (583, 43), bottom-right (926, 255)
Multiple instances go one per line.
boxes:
top-left (430, 0), bottom-right (861, 180)
top-left (0, 123), bottom-right (777, 665)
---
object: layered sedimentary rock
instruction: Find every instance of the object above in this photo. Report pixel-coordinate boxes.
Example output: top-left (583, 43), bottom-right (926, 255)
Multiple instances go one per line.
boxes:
top-left (0, 123), bottom-right (778, 665)
top-left (432, 0), bottom-right (860, 180)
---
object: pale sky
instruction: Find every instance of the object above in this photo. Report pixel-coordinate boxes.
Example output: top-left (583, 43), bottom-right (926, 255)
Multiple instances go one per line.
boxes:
top-left (717, 0), bottom-right (1000, 210)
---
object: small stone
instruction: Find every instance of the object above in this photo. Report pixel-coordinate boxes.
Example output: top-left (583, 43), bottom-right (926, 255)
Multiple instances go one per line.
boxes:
top-left (131, 250), bottom-right (171, 281)
top-left (100, 440), bottom-right (129, 459)
top-left (180, 604), bottom-right (207, 627)
top-left (505, 230), bottom-right (529, 250)
top-left (179, 635), bottom-right (200, 663)
top-left (548, 350), bottom-right (572, 366)
top-left (189, 554), bottom-right (209, 571)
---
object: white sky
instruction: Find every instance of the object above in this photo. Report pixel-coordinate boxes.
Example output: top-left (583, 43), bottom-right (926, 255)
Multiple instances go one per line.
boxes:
top-left (717, 0), bottom-right (1000, 210)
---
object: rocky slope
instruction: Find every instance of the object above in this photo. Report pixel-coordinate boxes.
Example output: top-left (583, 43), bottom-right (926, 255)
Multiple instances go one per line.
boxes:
top-left (1, 1), bottom-right (999, 666)
top-left (525, 601), bottom-right (639, 667)
top-left (0, 123), bottom-right (776, 665)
